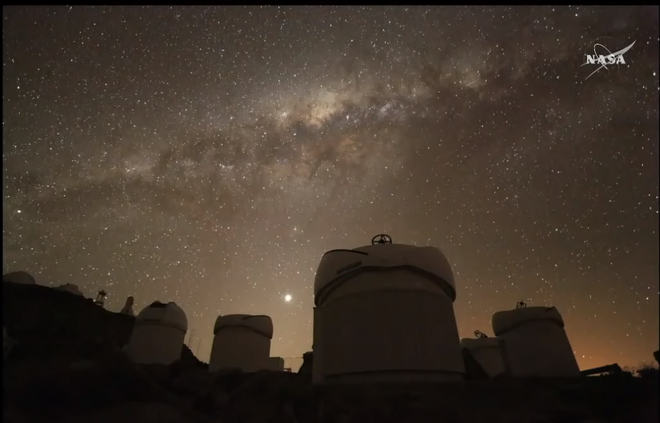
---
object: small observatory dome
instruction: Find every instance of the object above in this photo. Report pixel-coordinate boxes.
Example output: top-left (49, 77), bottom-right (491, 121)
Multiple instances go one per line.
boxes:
top-left (460, 330), bottom-right (507, 379)
top-left (3, 271), bottom-right (36, 285)
top-left (266, 356), bottom-right (285, 372)
top-left (56, 283), bottom-right (84, 296)
top-left (208, 314), bottom-right (274, 373)
top-left (125, 301), bottom-right (188, 365)
top-left (492, 302), bottom-right (580, 377)
top-left (312, 234), bottom-right (464, 384)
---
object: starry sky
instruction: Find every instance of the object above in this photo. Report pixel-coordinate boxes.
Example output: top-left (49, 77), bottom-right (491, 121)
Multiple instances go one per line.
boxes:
top-left (3, 6), bottom-right (659, 371)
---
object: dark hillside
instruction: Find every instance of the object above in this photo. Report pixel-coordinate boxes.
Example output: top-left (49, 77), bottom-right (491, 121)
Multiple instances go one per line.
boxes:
top-left (2, 282), bottom-right (204, 367)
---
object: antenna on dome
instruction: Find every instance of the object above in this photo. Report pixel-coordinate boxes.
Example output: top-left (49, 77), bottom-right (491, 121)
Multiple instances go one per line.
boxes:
top-left (94, 290), bottom-right (107, 308)
top-left (474, 330), bottom-right (488, 339)
top-left (120, 296), bottom-right (135, 316)
top-left (371, 234), bottom-right (392, 245)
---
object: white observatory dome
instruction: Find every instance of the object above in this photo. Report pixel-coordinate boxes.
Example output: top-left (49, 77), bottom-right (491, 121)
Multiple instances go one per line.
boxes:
top-left (460, 333), bottom-right (507, 379)
top-left (208, 314), bottom-right (274, 373)
top-left (3, 271), bottom-right (36, 285)
top-left (124, 301), bottom-right (188, 365)
top-left (492, 304), bottom-right (580, 377)
top-left (56, 283), bottom-right (84, 296)
top-left (135, 301), bottom-right (188, 332)
top-left (312, 234), bottom-right (464, 384)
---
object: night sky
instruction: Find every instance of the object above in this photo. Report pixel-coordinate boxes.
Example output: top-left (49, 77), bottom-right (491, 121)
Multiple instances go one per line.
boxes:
top-left (3, 6), bottom-right (659, 371)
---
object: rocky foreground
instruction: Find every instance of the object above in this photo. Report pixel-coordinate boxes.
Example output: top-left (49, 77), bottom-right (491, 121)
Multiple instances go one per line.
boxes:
top-left (3, 282), bottom-right (659, 423)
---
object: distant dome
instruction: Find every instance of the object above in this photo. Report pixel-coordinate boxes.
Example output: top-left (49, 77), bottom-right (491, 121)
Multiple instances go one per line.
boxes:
top-left (460, 337), bottom-right (501, 350)
top-left (214, 314), bottom-right (274, 338)
top-left (3, 271), bottom-right (36, 285)
top-left (136, 301), bottom-right (188, 332)
top-left (209, 314), bottom-right (275, 372)
top-left (126, 301), bottom-right (188, 365)
top-left (460, 337), bottom-right (507, 379)
top-left (56, 283), bottom-right (84, 296)
top-left (492, 306), bottom-right (565, 336)
top-left (491, 305), bottom-right (579, 378)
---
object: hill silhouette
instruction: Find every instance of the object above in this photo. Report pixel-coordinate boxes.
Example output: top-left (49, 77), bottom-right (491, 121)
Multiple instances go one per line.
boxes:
top-left (3, 280), bottom-right (658, 423)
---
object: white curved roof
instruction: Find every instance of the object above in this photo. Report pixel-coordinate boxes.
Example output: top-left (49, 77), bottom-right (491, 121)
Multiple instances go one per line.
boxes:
top-left (213, 314), bottom-right (273, 338)
top-left (460, 338), bottom-right (500, 350)
top-left (57, 283), bottom-right (84, 296)
top-left (3, 271), bottom-right (36, 285)
top-left (492, 306), bottom-right (564, 336)
top-left (314, 243), bottom-right (455, 300)
top-left (136, 301), bottom-right (188, 332)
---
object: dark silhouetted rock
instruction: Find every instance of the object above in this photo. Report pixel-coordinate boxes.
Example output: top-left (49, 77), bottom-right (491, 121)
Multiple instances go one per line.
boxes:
top-left (3, 271), bottom-right (36, 285)
top-left (2, 282), bottom-right (135, 360)
top-left (175, 345), bottom-right (208, 373)
top-left (299, 351), bottom-right (313, 379)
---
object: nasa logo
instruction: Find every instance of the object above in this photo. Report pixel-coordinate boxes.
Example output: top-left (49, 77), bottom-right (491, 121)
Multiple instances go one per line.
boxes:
top-left (585, 54), bottom-right (626, 66)
top-left (581, 39), bottom-right (635, 81)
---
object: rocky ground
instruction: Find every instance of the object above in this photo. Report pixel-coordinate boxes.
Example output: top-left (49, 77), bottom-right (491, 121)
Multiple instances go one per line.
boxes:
top-left (3, 281), bottom-right (659, 423)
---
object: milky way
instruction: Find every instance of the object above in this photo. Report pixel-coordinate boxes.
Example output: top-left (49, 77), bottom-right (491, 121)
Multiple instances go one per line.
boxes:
top-left (3, 6), bottom-right (659, 370)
